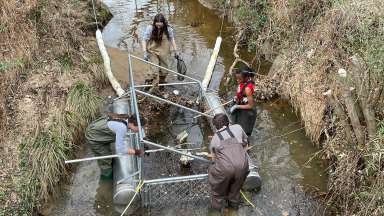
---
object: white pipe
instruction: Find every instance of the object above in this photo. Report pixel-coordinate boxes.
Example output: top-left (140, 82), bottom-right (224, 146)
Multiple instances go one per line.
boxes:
top-left (202, 36), bottom-right (222, 90)
top-left (96, 29), bottom-right (125, 97)
top-left (65, 154), bottom-right (122, 164)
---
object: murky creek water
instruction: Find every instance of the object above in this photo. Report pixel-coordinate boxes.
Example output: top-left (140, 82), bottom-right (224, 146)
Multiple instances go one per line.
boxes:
top-left (43, 0), bottom-right (328, 215)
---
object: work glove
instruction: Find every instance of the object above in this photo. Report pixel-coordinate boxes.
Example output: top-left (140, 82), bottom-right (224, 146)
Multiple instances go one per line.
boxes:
top-left (144, 51), bottom-right (150, 61)
top-left (174, 52), bottom-right (182, 60)
top-left (229, 105), bottom-right (240, 114)
top-left (232, 96), bottom-right (238, 105)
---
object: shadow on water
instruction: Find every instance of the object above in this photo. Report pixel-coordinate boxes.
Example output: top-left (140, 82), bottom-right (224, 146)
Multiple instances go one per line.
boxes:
top-left (43, 0), bottom-right (328, 215)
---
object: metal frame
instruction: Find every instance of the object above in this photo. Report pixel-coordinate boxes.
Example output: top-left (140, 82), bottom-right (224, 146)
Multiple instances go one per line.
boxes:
top-left (127, 54), bottom-right (211, 207)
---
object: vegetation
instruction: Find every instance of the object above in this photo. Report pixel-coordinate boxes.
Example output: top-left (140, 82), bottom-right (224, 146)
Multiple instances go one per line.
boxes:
top-left (0, 0), bottom-right (108, 214)
top-left (223, 0), bottom-right (384, 214)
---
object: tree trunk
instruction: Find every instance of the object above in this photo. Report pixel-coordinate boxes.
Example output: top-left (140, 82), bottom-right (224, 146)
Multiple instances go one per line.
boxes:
top-left (327, 93), bottom-right (354, 146)
top-left (342, 88), bottom-right (365, 146)
top-left (350, 56), bottom-right (378, 139)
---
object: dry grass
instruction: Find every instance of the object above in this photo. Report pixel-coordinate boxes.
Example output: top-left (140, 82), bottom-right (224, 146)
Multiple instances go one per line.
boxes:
top-left (0, 0), bottom-right (109, 214)
top-left (229, 0), bottom-right (384, 214)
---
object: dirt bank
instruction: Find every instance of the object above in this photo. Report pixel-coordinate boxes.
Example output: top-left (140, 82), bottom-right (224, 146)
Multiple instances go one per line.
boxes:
top-left (0, 0), bottom-right (112, 214)
top-left (220, 0), bottom-right (384, 215)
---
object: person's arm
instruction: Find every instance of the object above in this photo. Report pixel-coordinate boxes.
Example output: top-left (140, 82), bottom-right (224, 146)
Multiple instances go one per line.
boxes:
top-left (142, 26), bottom-right (152, 60)
top-left (207, 152), bottom-right (216, 160)
top-left (238, 87), bottom-right (254, 110)
top-left (142, 40), bottom-right (147, 53)
top-left (208, 135), bottom-right (218, 161)
top-left (171, 38), bottom-right (177, 52)
top-left (168, 27), bottom-right (178, 52)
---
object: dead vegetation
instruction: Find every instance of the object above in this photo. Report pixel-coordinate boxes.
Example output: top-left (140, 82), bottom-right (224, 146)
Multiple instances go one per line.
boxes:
top-left (224, 0), bottom-right (384, 214)
top-left (0, 0), bottom-right (111, 214)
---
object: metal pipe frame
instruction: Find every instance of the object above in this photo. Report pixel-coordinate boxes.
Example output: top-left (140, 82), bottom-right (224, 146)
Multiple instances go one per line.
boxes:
top-left (142, 139), bottom-right (212, 164)
top-left (128, 55), bottom-right (144, 181)
top-left (65, 154), bottom-right (123, 164)
top-left (135, 89), bottom-right (213, 118)
top-left (130, 54), bottom-right (201, 83)
top-left (144, 174), bottom-right (208, 185)
top-left (135, 81), bottom-right (198, 88)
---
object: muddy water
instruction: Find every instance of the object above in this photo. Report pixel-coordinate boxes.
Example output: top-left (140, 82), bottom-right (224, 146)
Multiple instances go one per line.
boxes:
top-left (44, 0), bottom-right (327, 215)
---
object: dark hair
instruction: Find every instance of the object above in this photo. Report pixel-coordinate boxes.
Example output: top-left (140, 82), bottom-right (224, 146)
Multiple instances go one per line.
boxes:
top-left (235, 65), bottom-right (256, 78)
top-left (107, 112), bottom-right (146, 126)
top-left (212, 114), bottom-right (229, 130)
top-left (150, 13), bottom-right (170, 43)
top-left (129, 114), bottom-right (147, 127)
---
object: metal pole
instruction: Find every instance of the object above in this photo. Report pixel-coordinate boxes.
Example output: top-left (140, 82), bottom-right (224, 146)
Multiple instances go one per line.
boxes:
top-left (130, 54), bottom-right (201, 83)
top-left (128, 54), bottom-right (144, 139)
top-left (128, 54), bottom-right (144, 182)
top-left (135, 89), bottom-right (213, 118)
top-left (65, 154), bottom-right (126, 164)
top-left (135, 81), bottom-right (198, 88)
top-left (144, 174), bottom-right (208, 185)
top-left (142, 139), bottom-right (212, 164)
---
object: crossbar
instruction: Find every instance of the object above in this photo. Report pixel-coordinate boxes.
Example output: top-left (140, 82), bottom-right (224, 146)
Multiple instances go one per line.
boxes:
top-left (144, 174), bottom-right (208, 185)
top-left (130, 54), bottom-right (201, 83)
top-left (135, 81), bottom-right (198, 88)
top-left (135, 89), bottom-right (213, 118)
top-left (142, 139), bottom-right (212, 164)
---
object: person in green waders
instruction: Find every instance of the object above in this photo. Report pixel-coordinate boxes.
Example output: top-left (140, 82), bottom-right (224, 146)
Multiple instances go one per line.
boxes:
top-left (229, 66), bottom-right (257, 137)
top-left (142, 13), bottom-right (179, 87)
top-left (85, 112), bottom-right (146, 180)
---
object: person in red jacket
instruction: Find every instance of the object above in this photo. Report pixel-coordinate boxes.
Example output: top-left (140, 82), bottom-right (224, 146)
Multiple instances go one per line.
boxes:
top-left (229, 66), bottom-right (257, 136)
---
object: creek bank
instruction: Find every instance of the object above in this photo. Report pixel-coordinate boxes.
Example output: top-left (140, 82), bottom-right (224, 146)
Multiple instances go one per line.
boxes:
top-left (220, 0), bottom-right (384, 215)
top-left (0, 0), bottom-right (114, 214)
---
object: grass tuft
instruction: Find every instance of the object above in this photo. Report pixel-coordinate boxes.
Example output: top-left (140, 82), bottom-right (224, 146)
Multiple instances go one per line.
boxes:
top-left (65, 81), bottom-right (101, 142)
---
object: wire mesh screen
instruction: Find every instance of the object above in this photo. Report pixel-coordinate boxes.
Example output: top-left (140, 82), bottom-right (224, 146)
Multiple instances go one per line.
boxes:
top-left (142, 177), bottom-right (210, 207)
top-left (141, 148), bottom-right (211, 211)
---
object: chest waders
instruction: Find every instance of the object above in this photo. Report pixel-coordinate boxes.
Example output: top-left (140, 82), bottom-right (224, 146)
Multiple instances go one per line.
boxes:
top-left (231, 80), bottom-right (257, 136)
top-left (85, 115), bottom-right (128, 179)
top-left (208, 128), bottom-right (249, 210)
top-left (85, 115), bottom-right (116, 177)
top-left (146, 33), bottom-right (171, 85)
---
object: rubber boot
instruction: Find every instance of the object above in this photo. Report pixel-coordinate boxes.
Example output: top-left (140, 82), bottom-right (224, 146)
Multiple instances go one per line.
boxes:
top-left (143, 79), bottom-right (153, 91)
top-left (159, 75), bottom-right (166, 91)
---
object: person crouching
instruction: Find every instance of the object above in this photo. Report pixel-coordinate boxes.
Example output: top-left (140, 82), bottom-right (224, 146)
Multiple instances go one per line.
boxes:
top-left (208, 113), bottom-right (249, 212)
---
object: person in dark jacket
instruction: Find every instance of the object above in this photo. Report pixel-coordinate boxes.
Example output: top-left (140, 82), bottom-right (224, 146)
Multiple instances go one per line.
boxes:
top-left (208, 113), bottom-right (249, 212)
top-left (229, 66), bottom-right (257, 136)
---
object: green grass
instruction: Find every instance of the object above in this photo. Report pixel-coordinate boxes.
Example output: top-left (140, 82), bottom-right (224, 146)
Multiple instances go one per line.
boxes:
top-left (0, 24), bottom-right (8, 33)
top-left (0, 59), bottom-right (24, 73)
top-left (57, 53), bottom-right (74, 71)
top-left (14, 81), bottom-right (102, 214)
top-left (65, 81), bottom-right (102, 144)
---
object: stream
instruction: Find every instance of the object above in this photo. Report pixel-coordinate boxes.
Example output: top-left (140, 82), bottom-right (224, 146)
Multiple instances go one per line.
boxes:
top-left (42, 0), bottom-right (328, 215)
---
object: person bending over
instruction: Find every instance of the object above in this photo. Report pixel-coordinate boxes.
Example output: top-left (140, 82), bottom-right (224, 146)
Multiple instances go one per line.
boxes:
top-left (85, 112), bottom-right (146, 180)
top-left (208, 114), bottom-right (249, 212)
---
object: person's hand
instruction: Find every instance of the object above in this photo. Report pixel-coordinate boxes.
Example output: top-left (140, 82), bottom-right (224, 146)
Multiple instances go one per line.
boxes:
top-left (128, 148), bottom-right (136, 155)
top-left (144, 51), bottom-right (150, 61)
top-left (128, 148), bottom-right (142, 156)
top-left (229, 105), bottom-right (240, 114)
top-left (174, 52), bottom-right (181, 60)
top-left (232, 96), bottom-right (238, 105)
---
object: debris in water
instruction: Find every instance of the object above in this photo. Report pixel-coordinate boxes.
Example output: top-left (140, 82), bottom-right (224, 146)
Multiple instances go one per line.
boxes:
top-left (176, 130), bottom-right (188, 143)
top-left (173, 90), bottom-right (179, 95)
top-left (180, 150), bottom-right (194, 167)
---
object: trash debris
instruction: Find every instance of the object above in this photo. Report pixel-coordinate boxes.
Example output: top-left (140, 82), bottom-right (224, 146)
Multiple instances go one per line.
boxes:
top-left (176, 130), bottom-right (188, 143)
